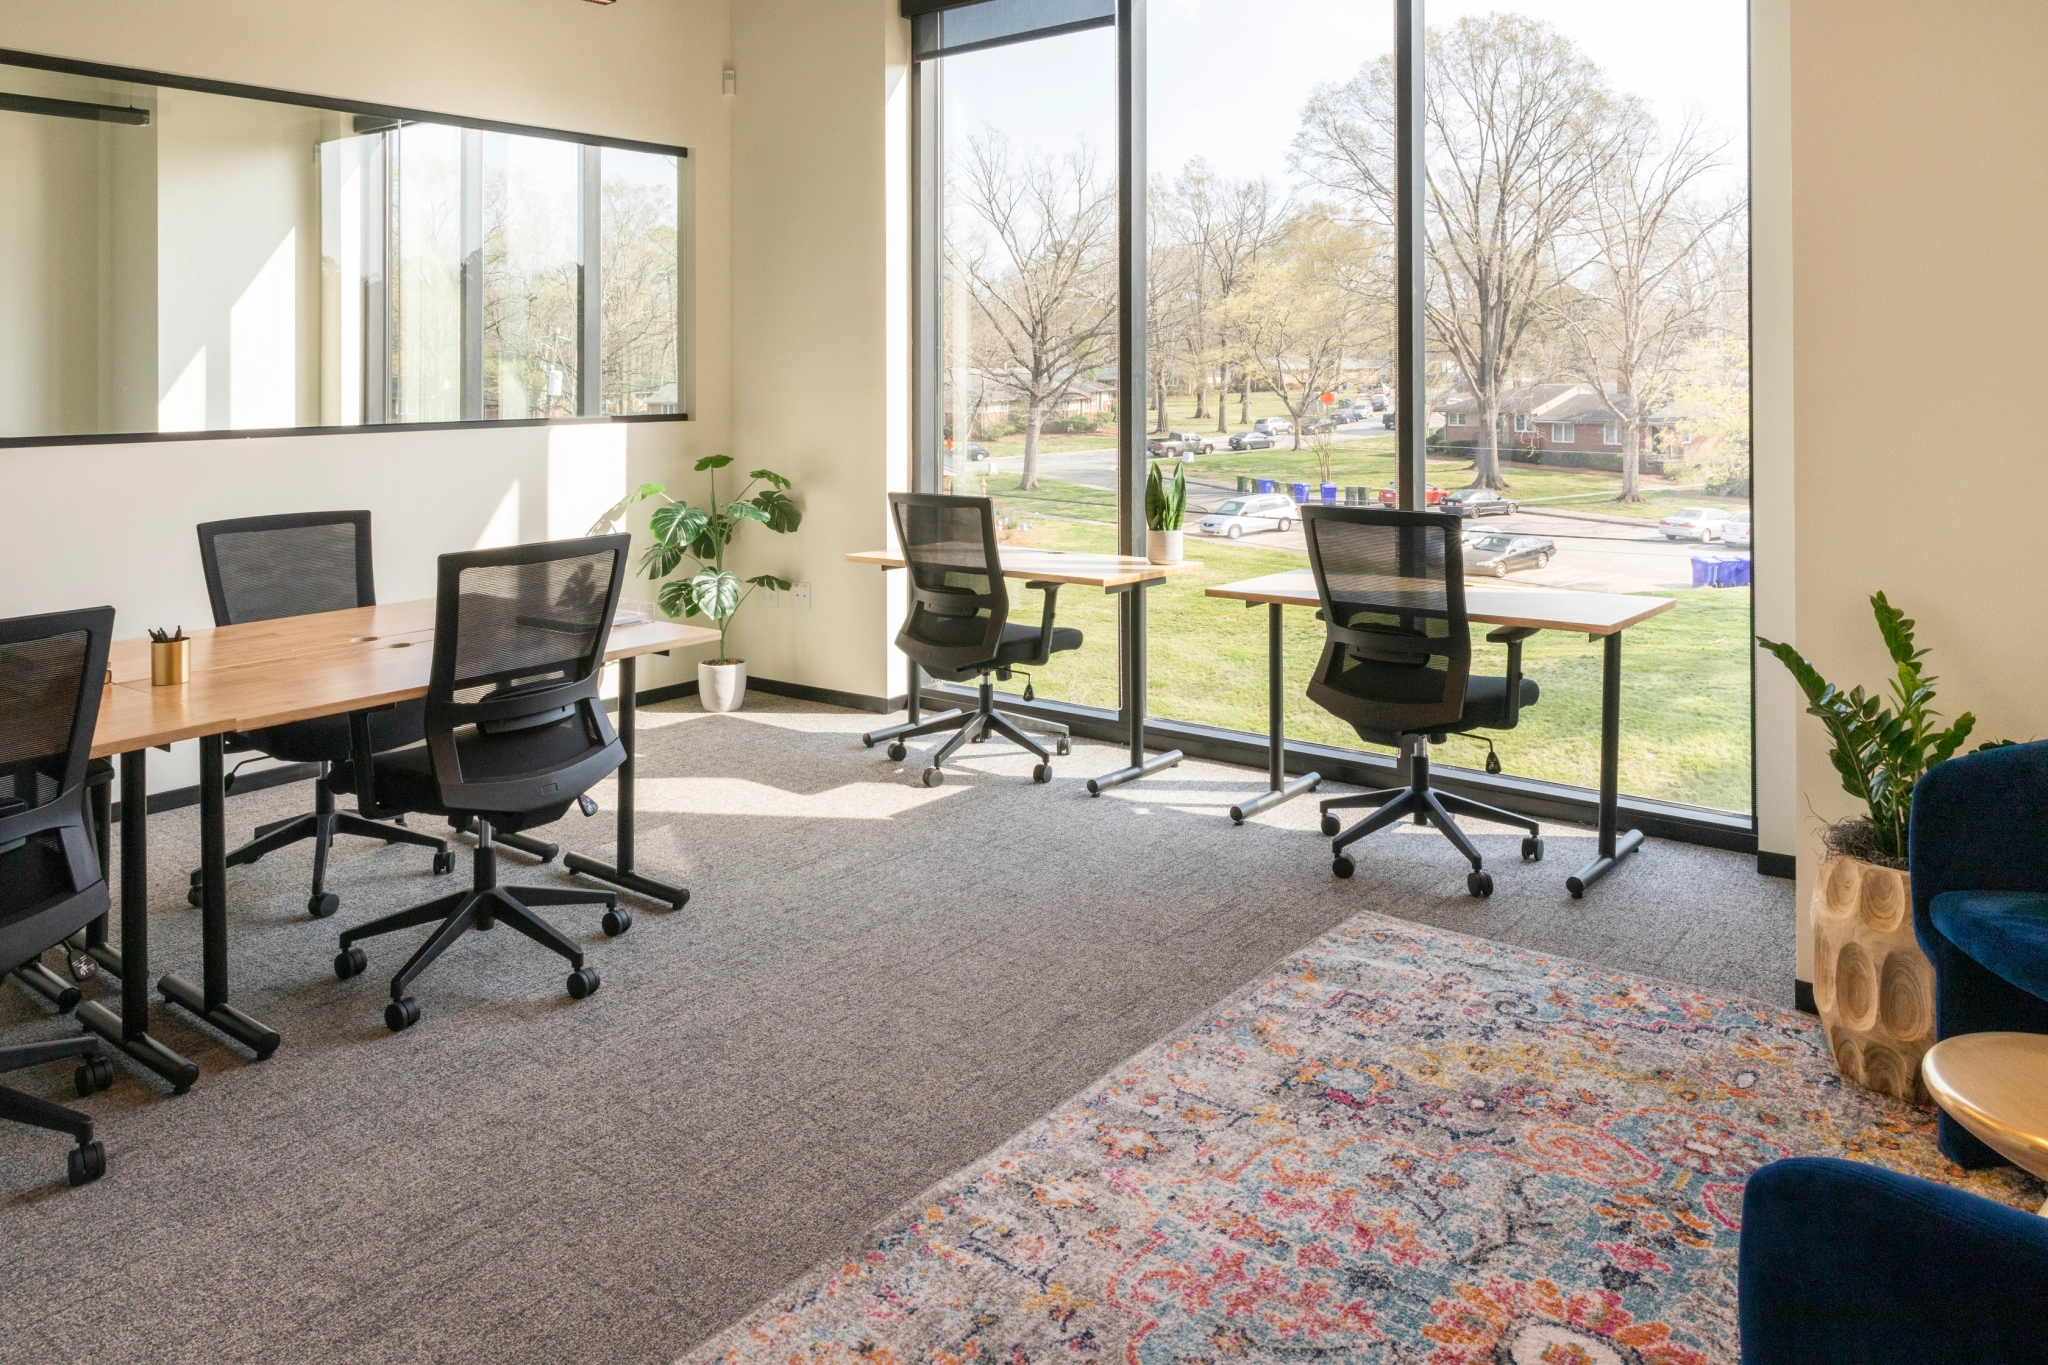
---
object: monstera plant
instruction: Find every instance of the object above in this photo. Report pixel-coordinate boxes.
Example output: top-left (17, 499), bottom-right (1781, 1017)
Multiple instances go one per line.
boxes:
top-left (589, 455), bottom-right (802, 711)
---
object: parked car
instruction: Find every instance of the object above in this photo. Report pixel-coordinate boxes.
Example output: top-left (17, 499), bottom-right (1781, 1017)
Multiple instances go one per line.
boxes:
top-left (1722, 508), bottom-right (1752, 548)
top-left (1378, 483), bottom-right (1445, 508)
top-left (1464, 532), bottom-right (1555, 577)
top-left (1334, 404), bottom-right (1372, 424)
top-left (1370, 395), bottom-right (1388, 411)
top-left (1253, 416), bottom-right (1292, 436)
top-left (1659, 507), bottom-right (1732, 542)
top-left (961, 443), bottom-right (991, 462)
top-left (1299, 414), bottom-right (1339, 434)
top-left (1227, 429), bottom-right (1277, 451)
top-left (1195, 493), bottom-right (1299, 539)
top-left (1441, 487), bottom-right (1519, 518)
top-left (1146, 431), bottom-right (1214, 458)
top-left (1382, 412), bottom-right (1397, 429)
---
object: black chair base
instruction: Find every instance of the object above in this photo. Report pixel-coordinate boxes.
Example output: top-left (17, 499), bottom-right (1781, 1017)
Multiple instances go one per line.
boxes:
top-left (1320, 751), bottom-right (1542, 898)
top-left (870, 677), bottom-right (1071, 787)
top-left (333, 829), bottom-right (620, 1032)
top-left (192, 770), bottom-right (452, 918)
top-left (2, 1035), bottom-right (113, 1186)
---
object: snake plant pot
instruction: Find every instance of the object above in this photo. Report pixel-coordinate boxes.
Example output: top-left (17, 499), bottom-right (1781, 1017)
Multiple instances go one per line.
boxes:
top-left (1811, 855), bottom-right (1936, 1103)
top-left (1146, 529), bottom-right (1184, 565)
top-left (698, 660), bottom-right (748, 713)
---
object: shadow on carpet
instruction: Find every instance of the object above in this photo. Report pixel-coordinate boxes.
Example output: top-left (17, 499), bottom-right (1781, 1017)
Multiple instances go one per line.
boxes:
top-left (687, 911), bottom-right (2039, 1365)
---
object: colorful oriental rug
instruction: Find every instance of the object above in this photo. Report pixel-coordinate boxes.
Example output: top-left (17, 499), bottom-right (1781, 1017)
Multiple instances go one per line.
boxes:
top-left (690, 914), bottom-right (2039, 1365)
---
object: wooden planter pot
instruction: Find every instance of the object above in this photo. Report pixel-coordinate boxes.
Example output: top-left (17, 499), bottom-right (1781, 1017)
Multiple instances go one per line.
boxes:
top-left (1811, 856), bottom-right (1937, 1104)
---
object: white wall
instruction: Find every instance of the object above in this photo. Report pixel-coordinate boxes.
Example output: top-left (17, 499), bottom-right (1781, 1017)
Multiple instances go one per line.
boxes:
top-left (1788, 0), bottom-right (2048, 977)
top-left (0, 0), bottom-right (735, 792)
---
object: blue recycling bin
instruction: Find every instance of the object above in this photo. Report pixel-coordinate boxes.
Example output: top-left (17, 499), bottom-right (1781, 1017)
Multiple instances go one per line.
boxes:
top-left (1320, 482), bottom-right (1338, 504)
top-left (1255, 478), bottom-right (1275, 495)
top-left (1691, 555), bottom-right (1754, 588)
top-left (1291, 482), bottom-right (1310, 505)
top-left (1723, 556), bottom-right (1752, 587)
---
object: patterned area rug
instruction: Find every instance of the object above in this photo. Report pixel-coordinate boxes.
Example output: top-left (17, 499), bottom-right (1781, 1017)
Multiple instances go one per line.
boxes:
top-left (689, 914), bottom-right (2039, 1365)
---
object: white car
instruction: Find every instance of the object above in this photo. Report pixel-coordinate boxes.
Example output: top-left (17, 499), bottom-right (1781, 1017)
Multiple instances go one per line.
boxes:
top-left (1722, 509), bottom-right (1752, 548)
top-left (1196, 493), bottom-right (1299, 539)
top-left (1659, 507), bottom-right (1732, 542)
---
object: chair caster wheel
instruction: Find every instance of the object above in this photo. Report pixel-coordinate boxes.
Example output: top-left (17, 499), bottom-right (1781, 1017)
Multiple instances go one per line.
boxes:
top-left (887, 742), bottom-right (908, 762)
top-left (74, 1056), bottom-right (113, 1096)
top-left (1468, 870), bottom-right (1494, 898)
top-left (601, 906), bottom-right (632, 937)
top-left (1320, 814), bottom-right (1341, 837)
top-left (1056, 738), bottom-right (1072, 756)
top-left (385, 996), bottom-right (420, 1031)
top-left (187, 885), bottom-right (202, 908)
top-left (308, 892), bottom-right (339, 919)
top-left (566, 967), bottom-right (600, 1000)
top-left (921, 767), bottom-right (944, 788)
top-left (68, 1140), bottom-right (106, 1187)
top-left (433, 850), bottom-right (456, 875)
top-left (1032, 764), bottom-right (1052, 784)
top-left (1332, 854), bottom-right (1356, 879)
top-left (1522, 836), bottom-right (1544, 862)
top-left (335, 946), bottom-right (367, 980)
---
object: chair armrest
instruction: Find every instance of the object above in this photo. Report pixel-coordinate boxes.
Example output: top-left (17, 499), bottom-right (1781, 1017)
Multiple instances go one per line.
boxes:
top-left (1020, 580), bottom-right (1064, 668)
top-left (1486, 626), bottom-right (1539, 728)
top-left (1911, 739), bottom-right (2048, 934)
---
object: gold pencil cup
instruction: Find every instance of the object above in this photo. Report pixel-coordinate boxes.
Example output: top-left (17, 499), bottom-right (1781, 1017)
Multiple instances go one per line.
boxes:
top-left (150, 638), bottom-right (190, 686)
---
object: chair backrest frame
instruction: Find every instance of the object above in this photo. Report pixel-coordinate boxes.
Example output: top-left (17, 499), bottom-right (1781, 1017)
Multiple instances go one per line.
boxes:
top-left (888, 492), bottom-right (1009, 674)
top-left (196, 510), bottom-right (376, 627)
top-left (1302, 505), bottom-right (1472, 740)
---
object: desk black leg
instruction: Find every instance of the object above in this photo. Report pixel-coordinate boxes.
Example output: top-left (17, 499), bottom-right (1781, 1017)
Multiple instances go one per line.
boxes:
top-left (566, 655), bottom-right (690, 909)
top-left (1089, 583), bottom-right (1184, 796)
top-left (1567, 631), bottom-right (1646, 898)
top-left (1228, 602), bottom-right (1321, 824)
top-left (159, 734), bottom-right (282, 1059)
top-left (76, 750), bottom-right (201, 1093)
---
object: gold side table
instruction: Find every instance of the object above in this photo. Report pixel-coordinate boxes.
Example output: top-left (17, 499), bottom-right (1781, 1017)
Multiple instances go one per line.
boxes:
top-left (1922, 1032), bottom-right (2048, 1214)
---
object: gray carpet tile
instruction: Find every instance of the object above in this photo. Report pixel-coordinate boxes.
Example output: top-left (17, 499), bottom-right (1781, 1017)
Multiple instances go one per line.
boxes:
top-left (0, 696), bottom-right (1792, 1363)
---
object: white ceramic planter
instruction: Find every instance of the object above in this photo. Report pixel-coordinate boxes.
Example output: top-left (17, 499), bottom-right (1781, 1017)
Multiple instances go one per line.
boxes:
top-left (699, 660), bottom-right (748, 713)
top-left (1146, 528), bottom-right (1184, 565)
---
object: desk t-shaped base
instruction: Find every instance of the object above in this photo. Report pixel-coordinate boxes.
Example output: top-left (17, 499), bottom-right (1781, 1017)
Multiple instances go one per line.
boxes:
top-left (564, 655), bottom-right (691, 910)
top-left (1087, 581), bottom-right (1184, 795)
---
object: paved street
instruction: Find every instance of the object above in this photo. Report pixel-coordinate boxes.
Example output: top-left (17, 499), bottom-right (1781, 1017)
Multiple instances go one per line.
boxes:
top-left (961, 436), bottom-right (1746, 595)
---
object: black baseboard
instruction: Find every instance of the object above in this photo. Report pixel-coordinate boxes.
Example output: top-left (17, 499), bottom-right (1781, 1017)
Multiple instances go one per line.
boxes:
top-left (1757, 850), bottom-right (1796, 880)
top-left (632, 680), bottom-right (698, 707)
top-left (1794, 979), bottom-right (1816, 1015)
top-left (626, 674), bottom-right (902, 716)
top-left (111, 761), bottom-right (320, 823)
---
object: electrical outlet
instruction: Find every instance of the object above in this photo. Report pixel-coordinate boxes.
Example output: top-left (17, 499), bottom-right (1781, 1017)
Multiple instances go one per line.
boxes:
top-left (793, 582), bottom-right (812, 610)
top-left (761, 587), bottom-right (783, 607)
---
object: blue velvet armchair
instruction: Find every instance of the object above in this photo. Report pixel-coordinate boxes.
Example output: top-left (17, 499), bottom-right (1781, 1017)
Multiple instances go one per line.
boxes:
top-left (1910, 739), bottom-right (2048, 1166)
top-left (1739, 1157), bottom-right (2048, 1363)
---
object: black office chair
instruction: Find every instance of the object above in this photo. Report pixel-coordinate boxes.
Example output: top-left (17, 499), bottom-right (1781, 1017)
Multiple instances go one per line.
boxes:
top-left (193, 511), bottom-right (452, 918)
top-left (1303, 506), bottom-right (1544, 897)
top-left (329, 535), bottom-right (630, 1032)
top-left (0, 607), bottom-right (119, 1186)
top-left (863, 493), bottom-right (1076, 788)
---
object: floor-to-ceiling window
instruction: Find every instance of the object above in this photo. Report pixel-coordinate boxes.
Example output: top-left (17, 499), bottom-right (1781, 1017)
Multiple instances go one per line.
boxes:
top-left (911, 0), bottom-right (1752, 823)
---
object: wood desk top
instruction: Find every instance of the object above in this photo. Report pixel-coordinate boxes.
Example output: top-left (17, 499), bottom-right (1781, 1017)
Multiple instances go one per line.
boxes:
top-left (1205, 571), bottom-right (1675, 636)
top-left (847, 546), bottom-right (1200, 590)
top-left (92, 603), bottom-right (717, 755)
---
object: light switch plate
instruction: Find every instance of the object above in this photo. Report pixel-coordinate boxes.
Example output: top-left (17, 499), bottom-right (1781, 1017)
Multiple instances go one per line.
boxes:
top-left (793, 583), bottom-right (812, 610)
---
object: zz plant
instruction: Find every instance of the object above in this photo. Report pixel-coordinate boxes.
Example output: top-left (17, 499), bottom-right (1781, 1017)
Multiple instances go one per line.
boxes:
top-left (1759, 591), bottom-right (2005, 867)
top-left (589, 455), bottom-right (803, 664)
top-left (1145, 458), bottom-right (1186, 532)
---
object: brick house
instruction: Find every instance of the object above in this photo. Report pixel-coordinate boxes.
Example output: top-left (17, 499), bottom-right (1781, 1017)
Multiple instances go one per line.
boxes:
top-left (1436, 382), bottom-right (1684, 470)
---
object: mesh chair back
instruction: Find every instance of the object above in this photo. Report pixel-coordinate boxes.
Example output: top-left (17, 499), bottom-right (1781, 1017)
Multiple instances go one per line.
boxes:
top-left (1302, 506), bottom-right (1470, 739)
top-left (197, 511), bottom-right (375, 625)
top-left (0, 608), bottom-right (114, 936)
top-left (889, 493), bottom-right (1008, 675)
top-left (423, 535), bottom-right (630, 813)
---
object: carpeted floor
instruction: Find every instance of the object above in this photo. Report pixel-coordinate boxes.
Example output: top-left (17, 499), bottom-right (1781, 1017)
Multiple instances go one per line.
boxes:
top-left (691, 913), bottom-right (2039, 1365)
top-left (0, 697), bottom-right (1793, 1363)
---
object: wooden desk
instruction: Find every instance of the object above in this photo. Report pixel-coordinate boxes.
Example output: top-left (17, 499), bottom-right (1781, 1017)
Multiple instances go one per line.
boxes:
top-left (77, 605), bottom-right (715, 1093)
top-left (847, 546), bottom-right (1202, 794)
top-left (1205, 570), bottom-right (1676, 897)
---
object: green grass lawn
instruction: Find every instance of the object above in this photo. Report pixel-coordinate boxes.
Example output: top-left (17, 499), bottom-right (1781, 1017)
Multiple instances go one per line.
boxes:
top-left (978, 477), bottom-right (1753, 813)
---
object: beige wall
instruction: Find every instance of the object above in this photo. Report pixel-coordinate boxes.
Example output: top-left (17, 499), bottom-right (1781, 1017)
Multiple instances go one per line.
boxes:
top-left (1789, 0), bottom-right (2048, 976)
top-left (726, 0), bottom-right (908, 699)
top-left (0, 0), bottom-right (735, 792)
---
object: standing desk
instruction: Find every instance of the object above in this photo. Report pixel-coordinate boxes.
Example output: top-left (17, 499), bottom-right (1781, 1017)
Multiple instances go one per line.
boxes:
top-left (1205, 572), bottom-right (1674, 896)
top-left (76, 604), bottom-right (715, 1092)
top-left (847, 546), bottom-right (1201, 794)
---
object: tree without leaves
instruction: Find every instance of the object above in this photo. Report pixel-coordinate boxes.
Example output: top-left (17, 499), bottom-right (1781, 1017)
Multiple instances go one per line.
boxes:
top-left (1295, 14), bottom-right (1625, 489)
top-left (1162, 160), bottom-right (1282, 434)
top-left (1549, 109), bottom-right (1737, 501)
top-left (950, 132), bottom-right (1118, 491)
